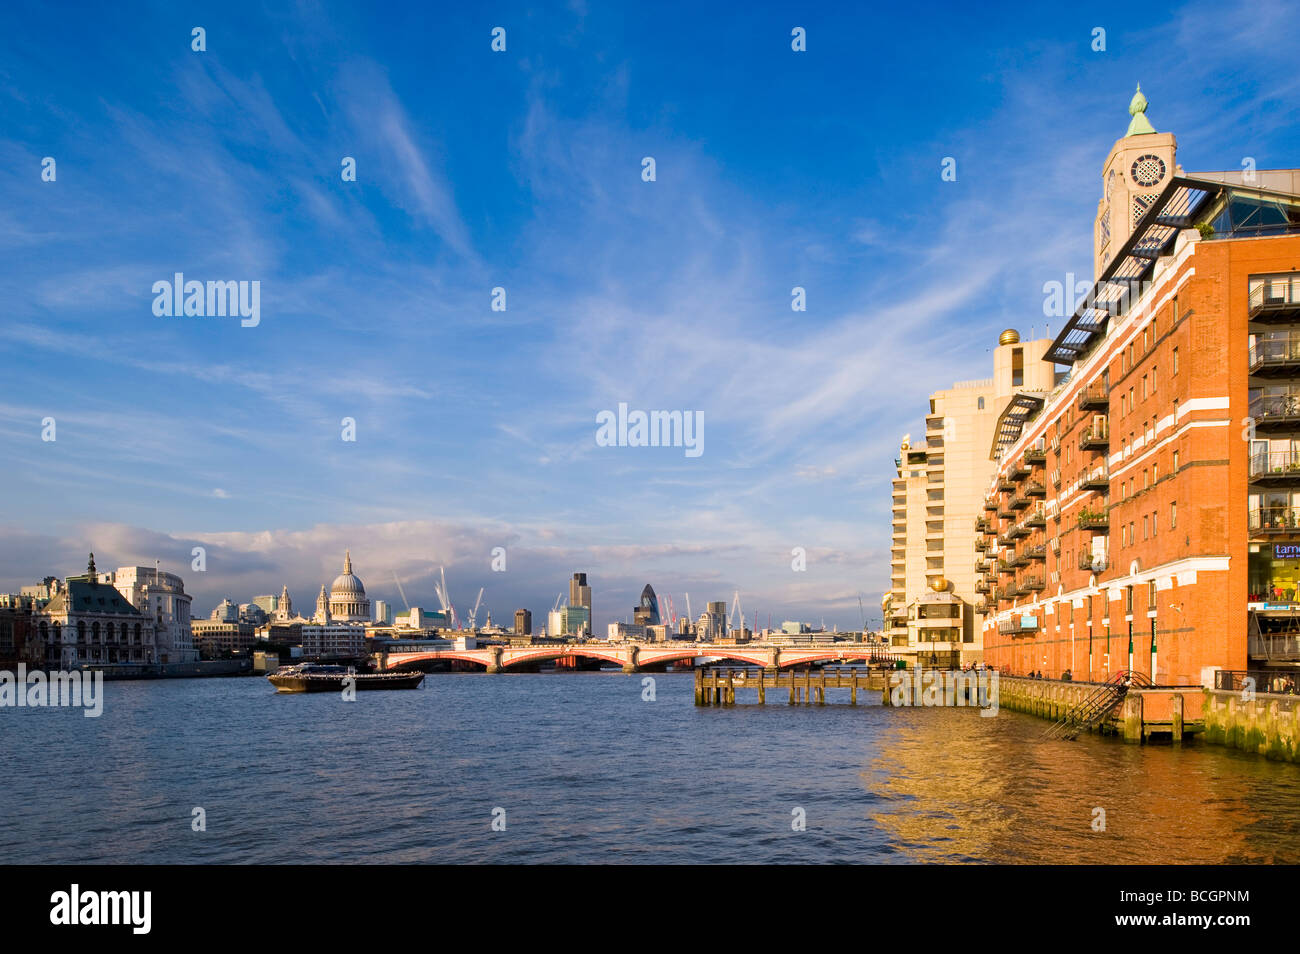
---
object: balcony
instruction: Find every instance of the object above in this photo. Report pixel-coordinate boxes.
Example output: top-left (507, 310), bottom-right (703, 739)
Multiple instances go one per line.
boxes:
top-left (975, 538), bottom-right (989, 553)
top-left (1025, 506), bottom-right (1047, 528)
top-left (1078, 507), bottom-right (1110, 531)
top-left (998, 616), bottom-right (1039, 635)
top-left (1079, 550), bottom-right (1109, 573)
top-left (1049, 536), bottom-right (1061, 556)
top-left (1024, 479), bottom-right (1046, 498)
top-left (1009, 522), bottom-right (1031, 539)
top-left (974, 601), bottom-right (989, 615)
top-left (1249, 392), bottom-right (1300, 431)
top-left (994, 585), bottom-right (1019, 602)
top-left (1025, 542), bottom-right (1047, 562)
top-left (1050, 435), bottom-right (1061, 455)
top-left (1080, 464), bottom-right (1110, 491)
top-left (1010, 551), bottom-right (1029, 568)
top-left (998, 477), bottom-right (1017, 492)
top-left (975, 516), bottom-right (990, 533)
top-left (1249, 276), bottom-right (1300, 324)
top-left (1011, 495), bottom-right (1030, 510)
top-left (1025, 445), bottom-right (1047, 465)
top-left (1079, 421), bottom-right (1110, 452)
top-left (984, 497), bottom-right (998, 512)
top-left (1249, 507), bottom-right (1300, 533)
top-left (1008, 460), bottom-right (1030, 480)
top-left (997, 559), bottom-right (1016, 575)
top-left (999, 504), bottom-right (1017, 520)
top-left (1249, 450), bottom-right (1300, 483)
top-left (1249, 332), bottom-right (1300, 376)
top-left (1078, 382), bottom-right (1110, 411)
top-left (1020, 575), bottom-right (1045, 593)
top-left (1050, 468), bottom-right (1062, 488)
top-left (975, 580), bottom-right (990, 594)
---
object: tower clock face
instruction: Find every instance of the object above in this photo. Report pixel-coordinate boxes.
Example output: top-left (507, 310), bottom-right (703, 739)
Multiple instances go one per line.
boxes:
top-left (1131, 154), bottom-right (1166, 188)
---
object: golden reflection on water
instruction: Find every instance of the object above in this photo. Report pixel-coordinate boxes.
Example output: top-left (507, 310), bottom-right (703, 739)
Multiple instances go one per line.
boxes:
top-left (867, 707), bottom-right (1300, 864)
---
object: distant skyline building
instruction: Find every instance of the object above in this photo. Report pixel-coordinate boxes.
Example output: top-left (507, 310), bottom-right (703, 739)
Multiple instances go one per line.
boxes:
top-left (34, 554), bottom-right (156, 667)
top-left (327, 550), bottom-right (371, 622)
top-left (569, 573), bottom-right (591, 630)
top-left (514, 608), bottom-right (532, 636)
top-left (633, 584), bottom-right (660, 627)
top-left (101, 564), bottom-right (198, 663)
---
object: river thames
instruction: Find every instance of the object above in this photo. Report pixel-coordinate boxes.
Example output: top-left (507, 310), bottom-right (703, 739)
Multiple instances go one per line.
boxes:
top-left (3, 671), bottom-right (1299, 864)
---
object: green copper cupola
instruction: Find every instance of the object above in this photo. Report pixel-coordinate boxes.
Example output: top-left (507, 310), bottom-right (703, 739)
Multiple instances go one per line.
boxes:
top-left (1125, 84), bottom-right (1157, 137)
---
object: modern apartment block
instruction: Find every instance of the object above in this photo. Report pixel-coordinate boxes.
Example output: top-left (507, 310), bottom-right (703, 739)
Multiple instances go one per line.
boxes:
top-left (978, 89), bottom-right (1300, 686)
top-left (884, 331), bottom-right (1055, 665)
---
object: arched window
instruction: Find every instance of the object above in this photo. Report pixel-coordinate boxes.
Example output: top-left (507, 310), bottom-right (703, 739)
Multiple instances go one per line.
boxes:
top-left (52, 622), bottom-right (61, 643)
top-left (91, 621), bottom-right (99, 642)
top-left (77, 620), bottom-right (86, 642)
top-left (39, 621), bottom-right (49, 642)
top-left (134, 623), bottom-right (142, 643)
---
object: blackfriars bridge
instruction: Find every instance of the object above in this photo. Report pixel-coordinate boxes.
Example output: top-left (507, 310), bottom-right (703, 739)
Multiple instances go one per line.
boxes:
top-left (377, 641), bottom-right (898, 674)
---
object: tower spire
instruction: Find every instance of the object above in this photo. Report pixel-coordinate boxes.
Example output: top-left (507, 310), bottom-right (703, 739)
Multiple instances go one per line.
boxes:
top-left (344, 549), bottom-right (352, 575)
top-left (1125, 83), bottom-right (1156, 137)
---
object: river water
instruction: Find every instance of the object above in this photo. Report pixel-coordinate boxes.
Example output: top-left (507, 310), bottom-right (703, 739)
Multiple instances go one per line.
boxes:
top-left (3, 671), bottom-right (1299, 864)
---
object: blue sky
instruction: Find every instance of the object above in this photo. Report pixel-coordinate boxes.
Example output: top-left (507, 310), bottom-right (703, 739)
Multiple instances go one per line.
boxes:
top-left (2, 0), bottom-right (1299, 630)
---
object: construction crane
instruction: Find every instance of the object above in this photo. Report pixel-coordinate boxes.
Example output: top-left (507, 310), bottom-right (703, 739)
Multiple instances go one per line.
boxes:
top-left (466, 587), bottom-right (484, 630)
top-left (728, 590), bottom-right (743, 634)
top-left (435, 566), bottom-right (458, 629)
top-left (665, 593), bottom-right (677, 631)
top-left (392, 570), bottom-right (410, 611)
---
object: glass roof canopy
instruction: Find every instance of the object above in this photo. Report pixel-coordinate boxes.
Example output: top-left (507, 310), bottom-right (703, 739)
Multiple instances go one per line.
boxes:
top-left (1045, 176), bottom-right (1225, 366)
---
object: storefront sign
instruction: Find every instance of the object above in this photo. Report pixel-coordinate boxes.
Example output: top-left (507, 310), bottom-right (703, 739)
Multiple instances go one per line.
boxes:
top-left (1275, 544), bottom-right (1300, 559)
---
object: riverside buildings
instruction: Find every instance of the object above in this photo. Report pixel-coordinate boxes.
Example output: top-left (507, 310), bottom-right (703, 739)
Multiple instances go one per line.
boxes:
top-left (975, 88), bottom-right (1300, 685)
top-left (885, 332), bottom-right (1056, 666)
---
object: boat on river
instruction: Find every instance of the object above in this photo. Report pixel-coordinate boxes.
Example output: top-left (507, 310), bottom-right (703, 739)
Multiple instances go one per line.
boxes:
top-left (267, 663), bottom-right (425, 693)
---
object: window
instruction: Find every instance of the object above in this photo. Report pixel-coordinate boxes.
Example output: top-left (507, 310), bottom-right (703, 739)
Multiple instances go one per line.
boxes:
top-left (1173, 449), bottom-right (1180, 469)
top-left (1171, 501), bottom-right (1177, 528)
top-left (1153, 462), bottom-right (1158, 483)
top-left (977, 396), bottom-right (985, 410)
top-left (1152, 366), bottom-right (1157, 392)
top-left (1142, 375), bottom-right (1148, 400)
top-left (1144, 515), bottom-right (1149, 539)
top-left (1126, 586), bottom-right (1134, 613)
top-left (1129, 387), bottom-right (1135, 411)
top-left (1130, 521), bottom-right (1136, 544)
top-left (1173, 296), bottom-right (1179, 322)
top-left (1012, 347), bottom-right (1024, 387)
top-left (1143, 469), bottom-right (1149, 490)
top-left (1148, 581), bottom-right (1157, 609)
top-left (1122, 524), bottom-right (1128, 546)
top-left (1153, 511), bottom-right (1158, 535)
top-left (1173, 347), bottom-right (1179, 374)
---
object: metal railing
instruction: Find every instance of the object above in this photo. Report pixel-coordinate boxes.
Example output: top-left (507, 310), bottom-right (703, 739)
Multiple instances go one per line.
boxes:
top-left (1249, 332), bottom-right (1300, 370)
top-left (1249, 277), bottom-right (1300, 313)
top-left (1249, 507), bottom-right (1300, 531)
top-left (1079, 551), bottom-right (1109, 572)
top-left (1249, 633), bottom-right (1300, 662)
top-left (1249, 392), bottom-right (1300, 422)
top-left (1078, 382), bottom-right (1109, 410)
top-left (1215, 669), bottom-right (1300, 694)
top-left (1250, 450), bottom-right (1300, 479)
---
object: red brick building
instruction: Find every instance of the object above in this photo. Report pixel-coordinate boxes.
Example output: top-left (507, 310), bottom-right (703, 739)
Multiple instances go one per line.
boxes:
top-left (977, 91), bottom-right (1300, 687)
